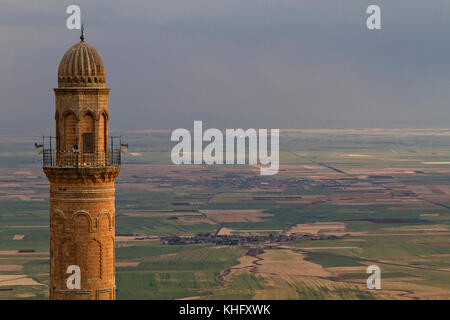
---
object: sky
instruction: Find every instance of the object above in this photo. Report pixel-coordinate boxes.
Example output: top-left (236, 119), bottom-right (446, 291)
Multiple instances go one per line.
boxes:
top-left (1, 0), bottom-right (450, 133)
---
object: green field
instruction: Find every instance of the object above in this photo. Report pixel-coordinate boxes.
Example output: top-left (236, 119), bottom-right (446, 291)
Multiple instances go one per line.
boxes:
top-left (1, 129), bottom-right (450, 299)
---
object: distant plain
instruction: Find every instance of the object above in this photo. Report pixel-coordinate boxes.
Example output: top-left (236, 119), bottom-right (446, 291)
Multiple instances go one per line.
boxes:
top-left (0, 129), bottom-right (449, 299)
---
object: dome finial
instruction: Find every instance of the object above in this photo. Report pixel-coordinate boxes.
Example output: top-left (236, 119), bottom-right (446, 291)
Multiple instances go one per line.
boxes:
top-left (80, 24), bottom-right (85, 42)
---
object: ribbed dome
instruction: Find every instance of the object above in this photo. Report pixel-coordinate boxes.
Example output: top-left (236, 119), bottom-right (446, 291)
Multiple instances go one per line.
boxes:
top-left (57, 40), bottom-right (106, 88)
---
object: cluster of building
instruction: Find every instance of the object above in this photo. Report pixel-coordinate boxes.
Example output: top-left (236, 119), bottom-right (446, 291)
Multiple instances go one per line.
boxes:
top-left (161, 232), bottom-right (339, 246)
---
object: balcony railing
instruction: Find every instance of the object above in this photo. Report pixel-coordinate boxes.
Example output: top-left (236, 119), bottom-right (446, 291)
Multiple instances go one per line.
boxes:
top-left (42, 150), bottom-right (121, 167)
top-left (40, 136), bottom-right (122, 168)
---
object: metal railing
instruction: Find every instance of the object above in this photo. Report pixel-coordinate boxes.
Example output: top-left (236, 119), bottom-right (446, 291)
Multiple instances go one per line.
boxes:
top-left (42, 150), bottom-right (121, 167)
top-left (40, 136), bottom-right (122, 168)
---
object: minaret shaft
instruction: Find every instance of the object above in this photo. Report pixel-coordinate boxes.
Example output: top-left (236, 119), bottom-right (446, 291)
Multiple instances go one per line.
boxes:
top-left (45, 167), bottom-right (119, 300)
top-left (43, 38), bottom-right (120, 300)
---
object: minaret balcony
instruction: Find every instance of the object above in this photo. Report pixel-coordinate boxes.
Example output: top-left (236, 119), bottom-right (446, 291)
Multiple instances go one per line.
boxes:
top-left (39, 136), bottom-right (122, 168)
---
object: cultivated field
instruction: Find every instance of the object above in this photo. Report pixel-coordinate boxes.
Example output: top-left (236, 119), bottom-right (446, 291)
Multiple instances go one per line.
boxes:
top-left (0, 129), bottom-right (449, 299)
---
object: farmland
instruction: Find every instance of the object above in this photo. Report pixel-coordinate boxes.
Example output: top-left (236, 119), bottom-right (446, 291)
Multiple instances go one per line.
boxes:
top-left (0, 129), bottom-right (450, 299)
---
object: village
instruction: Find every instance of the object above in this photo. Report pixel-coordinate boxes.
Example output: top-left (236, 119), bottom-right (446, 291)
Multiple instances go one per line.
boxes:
top-left (161, 231), bottom-right (340, 246)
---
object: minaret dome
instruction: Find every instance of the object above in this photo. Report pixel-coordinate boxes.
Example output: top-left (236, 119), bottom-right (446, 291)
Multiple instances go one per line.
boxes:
top-left (57, 38), bottom-right (106, 88)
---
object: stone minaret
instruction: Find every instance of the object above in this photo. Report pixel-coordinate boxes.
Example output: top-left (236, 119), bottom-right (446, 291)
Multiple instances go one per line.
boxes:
top-left (43, 29), bottom-right (121, 300)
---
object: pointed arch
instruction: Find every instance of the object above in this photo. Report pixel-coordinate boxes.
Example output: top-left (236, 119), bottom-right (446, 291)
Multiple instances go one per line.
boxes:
top-left (101, 110), bottom-right (109, 121)
top-left (61, 108), bottom-right (79, 121)
top-left (80, 112), bottom-right (95, 132)
top-left (79, 108), bottom-right (98, 120)
top-left (55, 112), bottom-right (61, 151)
top-left (63, 110), bottom-right (77, 151)
top-left (80, 112), bottom-right (95, 155)
top-left (99, 112), bottom-right (108, 155)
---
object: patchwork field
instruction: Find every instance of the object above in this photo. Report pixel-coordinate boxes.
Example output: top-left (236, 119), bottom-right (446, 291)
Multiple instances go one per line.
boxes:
top-left (0, 129), bottom-right (450, 299)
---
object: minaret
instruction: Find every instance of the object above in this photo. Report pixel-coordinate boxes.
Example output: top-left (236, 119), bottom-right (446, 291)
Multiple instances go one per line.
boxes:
top-left (42, 30), bottom-right (121, 300)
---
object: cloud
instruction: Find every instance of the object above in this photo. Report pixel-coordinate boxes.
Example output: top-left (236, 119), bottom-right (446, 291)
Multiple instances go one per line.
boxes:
top-left (1, 0), bottom-right (450, 132)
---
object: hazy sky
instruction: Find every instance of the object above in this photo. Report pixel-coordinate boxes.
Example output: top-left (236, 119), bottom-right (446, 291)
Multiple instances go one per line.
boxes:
top-left (2, 0), bottom-right (450, 133)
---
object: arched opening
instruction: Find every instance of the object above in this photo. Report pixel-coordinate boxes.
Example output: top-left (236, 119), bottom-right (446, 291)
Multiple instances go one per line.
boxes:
top-left (98, 212), bottom-right (111, 232)
top-left (81, 113), bottom-right (95, 157)
top-left (99, 113), bottom-right (107, 157)
top-left (73, 213), bottom-right (90, 234)
top-left (55, 112), bottom-right (60, 152)
top-left (64, 112), bottom-right (76, 151)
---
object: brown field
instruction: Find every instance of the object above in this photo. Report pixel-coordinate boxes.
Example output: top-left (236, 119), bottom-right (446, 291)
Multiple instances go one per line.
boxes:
top-left (178, 216), bottom-right (216, 225)
top-left (258, 249), bottom-right (331, 277)
top-left (350, 232), bottom-right (450, 237)
top-left (121, 210), bottom-right (201, 218)
top-left (288, 222), bottom-right (347, 235)
top-left (219, 245), bottom-right (447, 300)
top-left (381, 225), bottom-right (449, 233)
top-left (0, 251), bottom-right (20, 255)
top-left (116, 236), bottom-right (159, 242)
top-left (0, 275), bottom-right (43, 286)
top-left (420, 213), bottom-right (440, 217)
top-left (200, 210), bottom-right (273, 223)
top-left (0, 251), bottom-right (49, 256)
top-left (16, 293), bottom-right (36, 298)
top-left (223, 247), bottom-right (394, 299)
top-left (226, 229), bottom-right (284, 236)
top-left (422, 162), bottom-right (450, 165)
top-left (220, 254), bottom-right (258, 285)
top-left (326, 266), bottom-right (368, 273)
top-left (0, 265), bottom-right (23, 271)
top-left (116, 262), bottom-right (141, 267)
top-left (299, 165), bottom-right (321, 169)
top-left (217, 227), bottom-right (234, 236)
top-left (341, 154), bottom-right (371, 157)
top-left (377, 279), bottom-right (450, 300)
top-left (0, 257), bottom-right (48, 261)
top-left (177, 296), bottom-right (203, 300)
